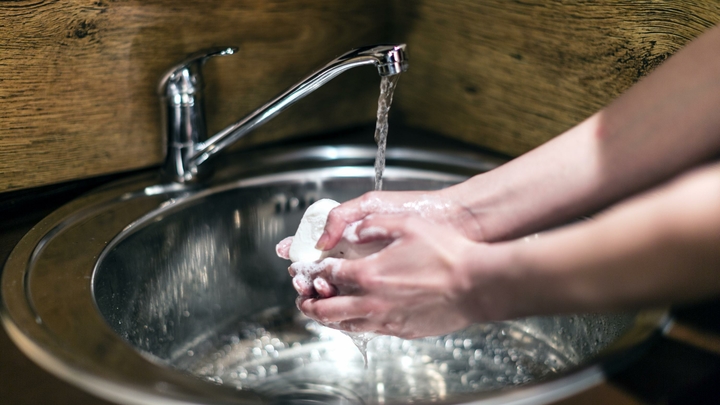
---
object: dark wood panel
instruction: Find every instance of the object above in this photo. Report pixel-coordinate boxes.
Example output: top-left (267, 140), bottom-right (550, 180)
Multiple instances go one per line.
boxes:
top-left (392, 1), bottom-right (720, 156)
top-left (0, 0), bottom-right (391, 191)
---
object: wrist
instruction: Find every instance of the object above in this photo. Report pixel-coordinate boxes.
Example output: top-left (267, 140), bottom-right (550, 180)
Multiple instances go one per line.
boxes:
top-left (441, 179), bottom-right (494, 242)
top-left (454, 240), bottom-right (525, 322)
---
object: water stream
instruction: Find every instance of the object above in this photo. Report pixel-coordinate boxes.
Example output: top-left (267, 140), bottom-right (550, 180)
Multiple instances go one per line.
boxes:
top-left (339, 75), bottom-right (402, 366)
top-left (373, 75), bottom-right (400, 191)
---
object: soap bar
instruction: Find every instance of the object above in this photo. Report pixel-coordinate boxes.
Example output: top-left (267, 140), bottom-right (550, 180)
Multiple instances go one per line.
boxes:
top-left (282, 198), bottom-right (390, 264)
top-left (279, 200), bottom-right (388, 309)
top-left (288, 199), bottom-right (340, 262)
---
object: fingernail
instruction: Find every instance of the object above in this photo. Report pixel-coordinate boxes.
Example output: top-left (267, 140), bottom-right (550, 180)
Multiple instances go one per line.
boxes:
top-left (292, 277), bottom-right (302, 293)
top-left (293, 277), bottom-right (312, 296)
top-left (313, 278), bottom-right (336, 298)
top-left (315, 232), bottom-right (328, 250)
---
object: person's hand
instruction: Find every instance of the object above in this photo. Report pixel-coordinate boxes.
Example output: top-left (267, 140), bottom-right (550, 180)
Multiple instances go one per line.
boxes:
top-left (315, 189), bottom-right (484, 252)
top-left (296, 214), bottom-right (507, 339)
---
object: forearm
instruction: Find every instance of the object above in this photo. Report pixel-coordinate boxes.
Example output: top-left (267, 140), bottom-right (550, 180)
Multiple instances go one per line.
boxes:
top-left (478, 162), bottom-right (720, 320)
top-left (447, 25), bottom-right (720, 242)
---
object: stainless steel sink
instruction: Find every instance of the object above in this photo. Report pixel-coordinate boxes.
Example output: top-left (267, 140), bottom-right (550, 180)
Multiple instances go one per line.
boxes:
top-left (1, 143), bottom-right (663, 405)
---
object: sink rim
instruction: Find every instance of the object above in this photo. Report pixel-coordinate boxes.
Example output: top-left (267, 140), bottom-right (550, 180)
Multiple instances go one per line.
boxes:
top-left (1, 144), bottom-right (666, 405)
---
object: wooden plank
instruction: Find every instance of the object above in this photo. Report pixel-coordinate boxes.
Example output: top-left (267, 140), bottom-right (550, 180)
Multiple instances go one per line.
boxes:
top-left (392, 0), bottom-right (720, 157)
top-left (0, 0), bottom-right (390, 191)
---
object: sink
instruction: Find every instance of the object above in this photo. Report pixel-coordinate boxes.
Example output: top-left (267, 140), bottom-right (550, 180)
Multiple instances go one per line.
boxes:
top-left (2, 143), bottom-right (662, 405)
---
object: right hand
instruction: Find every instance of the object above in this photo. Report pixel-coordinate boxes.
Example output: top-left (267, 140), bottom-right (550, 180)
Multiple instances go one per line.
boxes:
top-left (315, 189), bottom-right (483, 251)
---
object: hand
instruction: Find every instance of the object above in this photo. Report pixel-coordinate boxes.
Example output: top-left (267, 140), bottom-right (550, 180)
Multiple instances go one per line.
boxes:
top-left (298, 214), bottom-right (498, 339)
top-left (315, 189), bottom-right (483, 252)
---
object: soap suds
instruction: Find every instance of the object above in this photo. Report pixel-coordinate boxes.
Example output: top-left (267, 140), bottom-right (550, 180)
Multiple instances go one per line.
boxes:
top-left (289, 257), bottom-right (342, 297)
top-left (360, 194), bottom-right (454, 219)
top-left (358, 226), bottom-right (388, 240)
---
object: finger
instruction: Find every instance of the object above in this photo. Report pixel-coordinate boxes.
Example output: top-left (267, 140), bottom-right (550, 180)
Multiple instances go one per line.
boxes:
top-left (296, 296), bottom-right (311, 312)
top-left (292, 275), bottom-right (316, 297)
top-left (313, 277), bottom-right (337, 298)
top-left (316, 191), bottom-right (398, 250)
top-left (275, 236), bottom-right (293, 259)
top-left (299, 295), bottom-right (378, 324)
top-left (320, 258), bottom-right (367, 290)
top-left (354, 214), bottom-right (419, 243)
top-left (315, 200), bottom-right (368, 250)
top-left (290, 259), bottom-right (347, 296)
top-left (352, 220), bottom-right (391, 244)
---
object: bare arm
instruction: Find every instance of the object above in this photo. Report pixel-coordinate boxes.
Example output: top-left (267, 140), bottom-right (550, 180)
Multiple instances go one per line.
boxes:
top-left (478, 161), bottom-right (720, 320)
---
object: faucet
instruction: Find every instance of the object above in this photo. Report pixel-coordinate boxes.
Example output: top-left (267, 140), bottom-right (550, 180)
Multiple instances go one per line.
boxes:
top-left (157, 44), bottom-right (408, 183)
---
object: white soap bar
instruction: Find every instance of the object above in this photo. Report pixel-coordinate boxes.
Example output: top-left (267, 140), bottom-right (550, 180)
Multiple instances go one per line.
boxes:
top-left (288, 199), bottom-right (340, 262)
top-left (288, 198), bottom-right (390, 265)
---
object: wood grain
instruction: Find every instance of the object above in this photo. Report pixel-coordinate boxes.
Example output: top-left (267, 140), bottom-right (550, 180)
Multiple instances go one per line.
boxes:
top-left (0, 0), bottom-right (390, 191)
top-left (392, 1), bottom-right (720, 156)
top-left (1, 1), bottom-right (720, 191)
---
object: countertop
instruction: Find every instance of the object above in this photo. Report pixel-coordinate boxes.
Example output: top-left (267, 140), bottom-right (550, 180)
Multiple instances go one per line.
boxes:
top-left (2, 131), bottom-right (720, 405)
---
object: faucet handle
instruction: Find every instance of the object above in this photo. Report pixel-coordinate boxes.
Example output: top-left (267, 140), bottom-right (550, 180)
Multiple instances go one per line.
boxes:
top-left (159, 47), bottom-right (237, 183)
top-left (157, 47), bottom-right (238, 96)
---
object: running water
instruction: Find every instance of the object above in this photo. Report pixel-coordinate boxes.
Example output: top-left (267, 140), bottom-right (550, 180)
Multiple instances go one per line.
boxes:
top-left (346, 331), bottom-right (375, 369)
top-left (373, 75), bottom-right (400, 191)
top-left (343, 75), bottom-right (401, 365)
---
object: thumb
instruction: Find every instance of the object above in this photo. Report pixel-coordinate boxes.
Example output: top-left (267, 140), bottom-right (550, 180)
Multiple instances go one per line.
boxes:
top-left (354, 214), bottom-right (419, 243)
top-left (316, 198), bottom-right (372, 250)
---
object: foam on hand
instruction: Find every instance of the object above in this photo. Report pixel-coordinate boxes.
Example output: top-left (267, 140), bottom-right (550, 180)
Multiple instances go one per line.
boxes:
top-left (287, 198), bottom-right (389, 265)
top-left (278, 198), bottom-right (390, 297)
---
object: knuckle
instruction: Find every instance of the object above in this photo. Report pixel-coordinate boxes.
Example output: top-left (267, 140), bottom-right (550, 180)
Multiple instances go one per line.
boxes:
top-left (327, 209), bottom-right (342, 222)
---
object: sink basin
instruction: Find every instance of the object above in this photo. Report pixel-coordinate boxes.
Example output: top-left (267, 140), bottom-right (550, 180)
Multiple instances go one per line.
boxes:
top-left (2, 143), bottom-right (662, 405)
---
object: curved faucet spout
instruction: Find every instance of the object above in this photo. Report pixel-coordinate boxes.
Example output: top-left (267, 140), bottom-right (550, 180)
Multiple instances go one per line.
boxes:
top-left (159, 44), bottom-right (408, 183)
top-left (191, 44), bottom-right (408, 170)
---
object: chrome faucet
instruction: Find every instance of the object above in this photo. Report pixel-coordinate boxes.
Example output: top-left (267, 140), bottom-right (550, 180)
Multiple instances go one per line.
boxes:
top-left (158, 44), bottom-right (408, 183)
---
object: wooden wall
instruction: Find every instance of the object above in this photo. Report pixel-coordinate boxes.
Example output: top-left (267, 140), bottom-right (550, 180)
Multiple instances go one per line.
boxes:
top-left (391, 0), bottom-right (720, 157)
top-left (1, 1), bottom-right (719, 192)
top-left (0, 1), bottom-right (390, 191)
